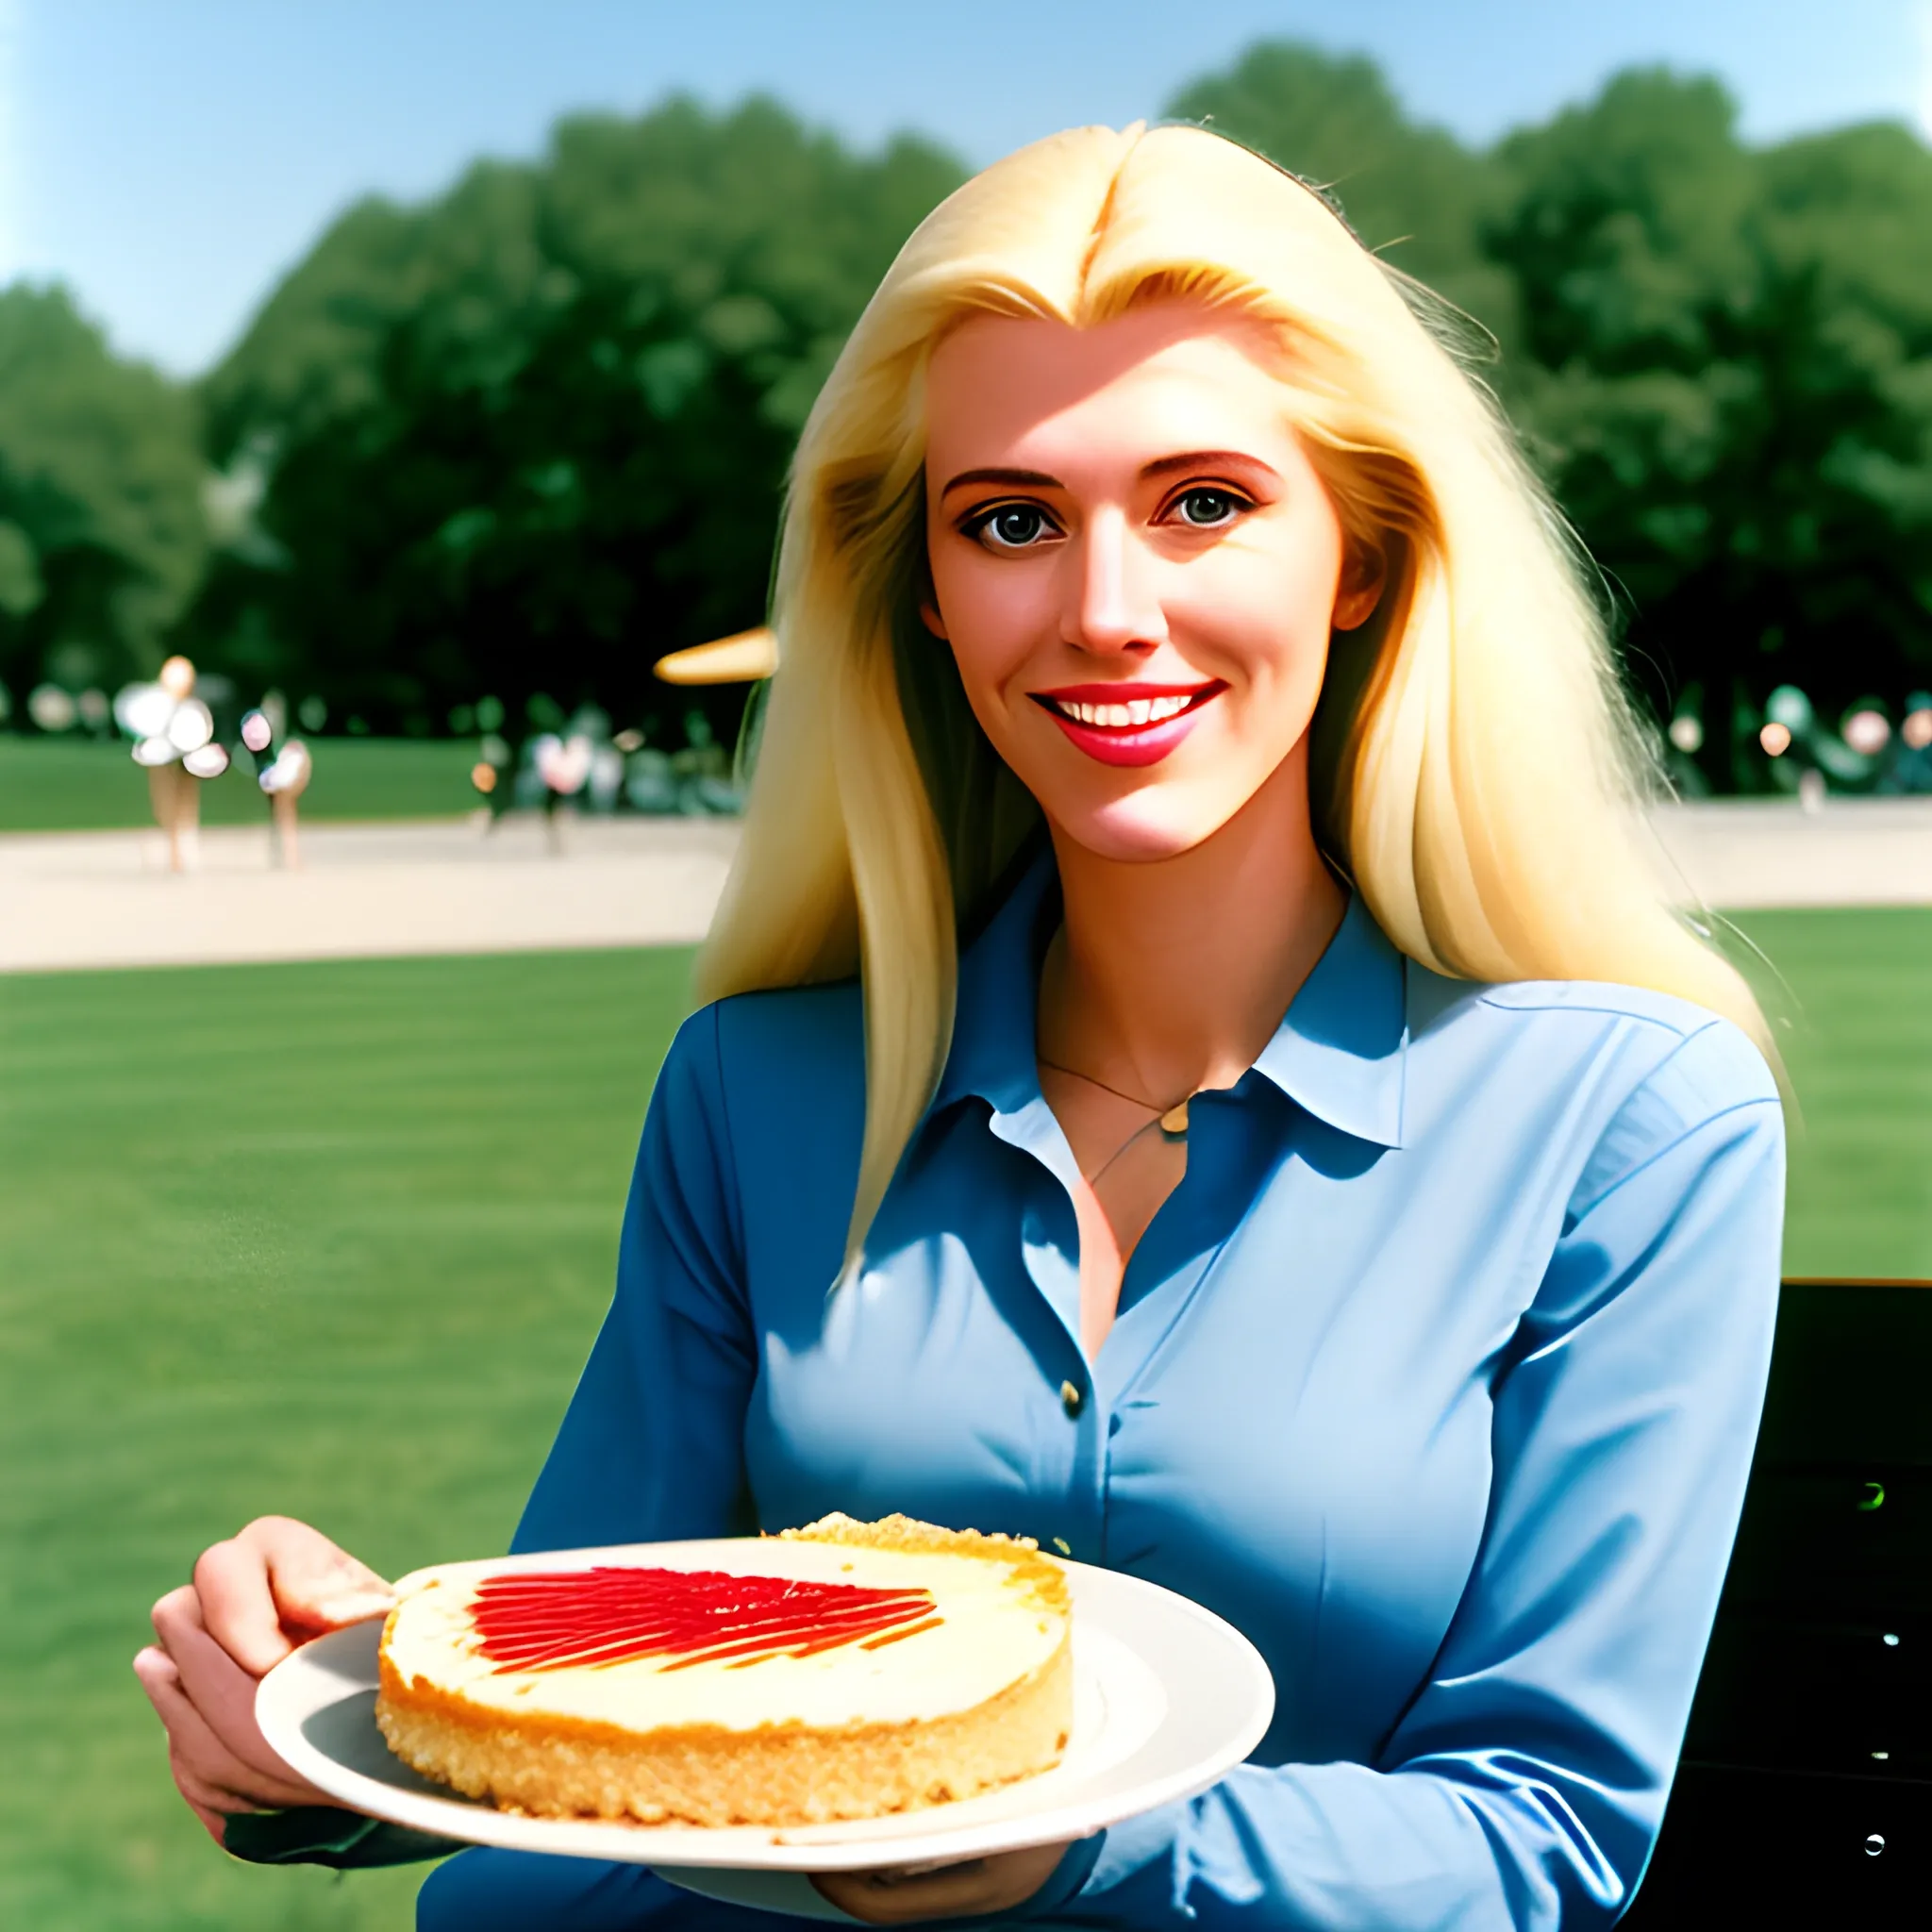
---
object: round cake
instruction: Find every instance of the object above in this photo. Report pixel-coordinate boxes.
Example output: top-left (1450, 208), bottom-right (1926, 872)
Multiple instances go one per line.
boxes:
top-left (375, 1513), bottom-right (1073, 1826)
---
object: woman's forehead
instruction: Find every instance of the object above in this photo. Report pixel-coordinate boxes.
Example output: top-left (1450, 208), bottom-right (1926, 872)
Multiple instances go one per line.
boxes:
top-left (925, 308), bottom-right (1291, 468)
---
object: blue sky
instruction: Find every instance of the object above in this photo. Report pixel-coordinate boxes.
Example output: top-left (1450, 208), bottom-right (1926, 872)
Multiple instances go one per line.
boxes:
top-left (2, 0), bottom-right (1927, 376)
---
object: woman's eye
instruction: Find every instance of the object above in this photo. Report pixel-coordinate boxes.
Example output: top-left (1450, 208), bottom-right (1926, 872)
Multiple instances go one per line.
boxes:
top-left (969, 504), bottom-right (1055, 550)
top-left (1172, 487), bottom-right (1245, 528)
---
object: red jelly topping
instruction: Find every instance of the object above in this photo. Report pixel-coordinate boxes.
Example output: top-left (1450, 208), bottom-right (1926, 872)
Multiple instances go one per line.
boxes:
top-left (470, 1566), bottom-right (943, 1674)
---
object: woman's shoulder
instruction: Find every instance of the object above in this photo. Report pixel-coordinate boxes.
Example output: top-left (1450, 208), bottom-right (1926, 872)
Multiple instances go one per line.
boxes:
top-left (1483, 979), bottom-right (1774, 1098)
top-left (660, 979), bottom-right (868, 1141)
top-left (1405, 964), bottom-right (1781, 1155)
top-left (1398, 968), bottom-right (1783, 1246)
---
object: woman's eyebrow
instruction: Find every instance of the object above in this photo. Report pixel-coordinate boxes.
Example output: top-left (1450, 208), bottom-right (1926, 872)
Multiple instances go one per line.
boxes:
top-left (940, 466), bottom-right (1060, 497)
top-left (939, 451), bottom-right (1282, 498)
top-left (1140, 450), bottom-right (1283, 482)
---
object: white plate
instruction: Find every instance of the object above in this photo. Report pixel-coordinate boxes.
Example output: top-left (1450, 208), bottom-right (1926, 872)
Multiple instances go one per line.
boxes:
top-left (258, 1539), bottom-right (1273, 1907)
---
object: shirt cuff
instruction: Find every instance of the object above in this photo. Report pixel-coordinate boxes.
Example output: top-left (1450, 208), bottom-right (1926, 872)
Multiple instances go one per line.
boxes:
top-left (222, 1807), bottom-right (457, 1869)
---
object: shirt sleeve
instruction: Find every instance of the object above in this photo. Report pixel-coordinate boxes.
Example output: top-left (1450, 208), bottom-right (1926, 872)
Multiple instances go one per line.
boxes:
top-left (1042, 1022), bottom-right (1786, 1931)
top-left (225, 1003), bottom-right (757, 1874)
top-left (513, 1000), bottom-right (758, 1553)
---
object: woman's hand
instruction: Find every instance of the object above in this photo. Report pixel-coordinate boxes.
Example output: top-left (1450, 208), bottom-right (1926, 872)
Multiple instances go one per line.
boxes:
top-left (133, 1515), bottom-right (395, 1842)
top-left (809, 1840), bottom-right (1074, 1924)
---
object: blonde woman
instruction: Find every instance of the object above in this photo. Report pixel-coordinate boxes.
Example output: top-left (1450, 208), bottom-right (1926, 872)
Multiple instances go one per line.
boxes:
top-left (137, 125), bottom-right (1784, 1930)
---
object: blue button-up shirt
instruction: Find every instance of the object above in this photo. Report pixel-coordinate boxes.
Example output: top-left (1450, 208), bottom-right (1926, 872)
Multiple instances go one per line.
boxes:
top-left (419, 852), bottom-right (1784, 1930)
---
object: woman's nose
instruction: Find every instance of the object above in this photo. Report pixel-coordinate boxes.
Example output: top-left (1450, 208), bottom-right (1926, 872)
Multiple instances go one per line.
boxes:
top-left (1061, 508), bottom-right (1165, 656)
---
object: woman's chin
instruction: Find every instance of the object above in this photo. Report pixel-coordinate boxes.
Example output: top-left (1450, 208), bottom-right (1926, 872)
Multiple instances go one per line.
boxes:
top-left (1049, 783), bottom-right (1247, 866)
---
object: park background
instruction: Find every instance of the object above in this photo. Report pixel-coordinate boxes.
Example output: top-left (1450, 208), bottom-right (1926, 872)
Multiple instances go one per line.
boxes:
top-left (3, 3), bottom-right (1932, 1925)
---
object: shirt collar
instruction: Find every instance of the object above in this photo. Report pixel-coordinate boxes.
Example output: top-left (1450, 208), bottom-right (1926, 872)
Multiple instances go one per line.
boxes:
top-left (931, 848), bottom-right (1408, 1148)
top-left (932, 847), bottom-right (1061, 1120)
top-left (1248, 889), bottom-right (1407, 1148)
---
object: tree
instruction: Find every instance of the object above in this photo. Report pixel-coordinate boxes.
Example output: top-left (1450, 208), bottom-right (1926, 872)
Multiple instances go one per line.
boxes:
top-left (188, 97), bottom-right (964, 735)
top-left (1163, 42), bottom-right (1516, 350)
top-left (1489, 73), bottom-right (1932, 785)
top-left (0, 285), bottom-right (207, 707)
top-left (182, 48), bottom-right (1932, 788)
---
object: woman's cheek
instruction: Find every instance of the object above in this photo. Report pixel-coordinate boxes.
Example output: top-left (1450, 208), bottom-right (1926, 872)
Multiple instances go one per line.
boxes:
top-left (939, 593), bottom-right (1043, 723)
top-left (959, 568), bottom-right (1051, 666)
top-left (944, 629), bottom-right (1034, 759)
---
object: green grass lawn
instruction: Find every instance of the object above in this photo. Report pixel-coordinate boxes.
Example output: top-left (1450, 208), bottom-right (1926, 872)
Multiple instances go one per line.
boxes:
top-left (0, 910), bottom-right (1926, 1929)
top-left (0, 948), bottom-right (694, 1931)
top-left (0, 738), bottom-right (480, 832)
top-left (1740, 908), bottom-right (1932, 1275)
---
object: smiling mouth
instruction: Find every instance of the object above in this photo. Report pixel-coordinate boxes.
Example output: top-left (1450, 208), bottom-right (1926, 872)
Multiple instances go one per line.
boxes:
top-left (1029, 684), bottom-right (1224, 730)
top-left (1026, 681), bottom-right (1227, 769)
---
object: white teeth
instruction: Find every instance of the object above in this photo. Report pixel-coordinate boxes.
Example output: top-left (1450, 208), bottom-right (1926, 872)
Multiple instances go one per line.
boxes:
top-left (1054, 692), bottom-right (1197, 728)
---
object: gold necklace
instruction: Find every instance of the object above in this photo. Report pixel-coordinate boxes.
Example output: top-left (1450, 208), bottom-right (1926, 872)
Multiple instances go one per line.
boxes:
top-left (1037, 1057), bottom-right (1192, 1139)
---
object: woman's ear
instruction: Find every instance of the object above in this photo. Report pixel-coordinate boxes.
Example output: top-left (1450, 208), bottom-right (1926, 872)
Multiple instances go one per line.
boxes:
top-left (1331, 545), bottom-right (1386, 634)
top-left (919, 598), bottom-right (951, 641)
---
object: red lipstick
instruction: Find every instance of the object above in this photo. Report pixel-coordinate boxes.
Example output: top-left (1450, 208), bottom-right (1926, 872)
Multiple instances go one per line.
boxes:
top-left (1029, 681), bottom-right (1225, 769)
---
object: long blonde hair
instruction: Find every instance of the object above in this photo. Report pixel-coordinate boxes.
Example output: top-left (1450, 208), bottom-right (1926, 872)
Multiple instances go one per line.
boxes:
top-left (695, 122), bottom-right (1766, 1262)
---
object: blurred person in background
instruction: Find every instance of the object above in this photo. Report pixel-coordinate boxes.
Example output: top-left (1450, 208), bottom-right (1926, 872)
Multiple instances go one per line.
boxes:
top-left (136, 124), bottom-right (1784, 1930)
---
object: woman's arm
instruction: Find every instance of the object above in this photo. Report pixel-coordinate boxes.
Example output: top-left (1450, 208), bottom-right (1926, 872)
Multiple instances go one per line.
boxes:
top-left (219, 1003), bottom-right (758, 1871)
top-left (514, 1000), bottom-right (757, 1555)
top-left (1041, 1023), bottom-right (1785, 1930)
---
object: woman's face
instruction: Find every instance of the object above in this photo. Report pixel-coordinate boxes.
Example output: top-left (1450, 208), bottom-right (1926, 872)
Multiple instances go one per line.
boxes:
top-left (922, 304), bottom-right (1378, 863)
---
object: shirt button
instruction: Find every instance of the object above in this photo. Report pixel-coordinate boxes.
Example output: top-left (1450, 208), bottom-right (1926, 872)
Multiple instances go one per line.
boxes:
top-left (1060, 1380), bottom-right (1083, 1418)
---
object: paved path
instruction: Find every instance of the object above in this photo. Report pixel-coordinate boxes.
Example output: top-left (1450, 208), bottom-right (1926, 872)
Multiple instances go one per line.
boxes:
top-left (0, 814), bottom-right (740, 973)
top-left (1647, 798), bottom-right (1932, 911)
top-left (3, 797), bottom-right (1930, 973)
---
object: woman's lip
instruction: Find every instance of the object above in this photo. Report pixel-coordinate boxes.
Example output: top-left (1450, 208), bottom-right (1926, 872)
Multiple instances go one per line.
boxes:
top-left (1029, 684), bottom-right (1224, 769)
top-left (1033, 681), bottom-right (1222, 703)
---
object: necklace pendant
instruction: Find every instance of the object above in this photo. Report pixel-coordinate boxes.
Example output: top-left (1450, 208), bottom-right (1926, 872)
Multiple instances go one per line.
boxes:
top-left (1158, 1100), bottom-right (1190, 1138)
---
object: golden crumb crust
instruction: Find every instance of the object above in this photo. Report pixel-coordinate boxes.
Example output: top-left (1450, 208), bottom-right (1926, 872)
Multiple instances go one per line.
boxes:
top-left (375, 1513), bottom-right (1074, 1827)
top-left (776, 1511), bottom-right (1070, 1619)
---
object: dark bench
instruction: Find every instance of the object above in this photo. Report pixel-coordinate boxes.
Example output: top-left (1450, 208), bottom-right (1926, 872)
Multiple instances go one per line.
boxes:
top-left (1624, 1278), bottom-right (1929, 1924)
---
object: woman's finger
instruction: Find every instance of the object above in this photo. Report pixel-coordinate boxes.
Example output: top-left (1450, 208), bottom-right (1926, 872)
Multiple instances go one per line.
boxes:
top-left (810, 1841), bottom-right (1068, 1924)
top-left (136, 1651), bottom-right (243, 1845)
top-left (169, 1740), bottom-right (256, 1830)
top-left (176, 1784), bottom-right (230, 1846)
top-left (133, 1647), bottom-right (325, 1811)
top-left (187, 1540), bottom-right (296, 1677)
top-left (137, 1654), bottom-right (259, 1818)
top-left (192, 1519), bottom-right (391, 1677)
top-left (149, 1590), bottom-right (316, 1788)
top-left (811, 1869), bottom-right (976, 1925)
top-left (244, 1515), bottom-right (394, 1632)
